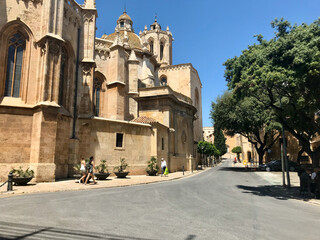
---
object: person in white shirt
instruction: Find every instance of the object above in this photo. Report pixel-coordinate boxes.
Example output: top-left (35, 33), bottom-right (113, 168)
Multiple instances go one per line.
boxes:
top-left (161, 158), bottom-right (167, 177)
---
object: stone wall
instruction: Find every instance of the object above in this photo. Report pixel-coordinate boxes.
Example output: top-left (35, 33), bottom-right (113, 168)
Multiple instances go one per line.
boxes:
top-left (0, 108), bottom-right (33, 181)
top-left (77, 117), bottom-right (154, 175)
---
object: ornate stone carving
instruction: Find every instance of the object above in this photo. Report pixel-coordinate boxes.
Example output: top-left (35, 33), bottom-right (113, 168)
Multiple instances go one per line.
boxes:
top-left (83, 13), bottom-right (94, 23)
top-left (81, 62), bottom-right (95, 85)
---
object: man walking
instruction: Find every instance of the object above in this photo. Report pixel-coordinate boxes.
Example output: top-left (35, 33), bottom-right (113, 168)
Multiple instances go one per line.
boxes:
top-left (161, 158), bottom-right (167, 177)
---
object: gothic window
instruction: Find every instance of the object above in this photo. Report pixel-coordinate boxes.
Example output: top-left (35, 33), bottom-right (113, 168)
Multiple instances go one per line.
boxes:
top-left (160, 42), bottom-right (164, 60)
top-left (94, 78), bottom-right (103, 116)
top-left (160, 76), bottom-right (167, 86)
top-left (150, 40), bottom-right (154, 54)
top-left (59, 47), bottom-right (68, 106)
top-left (4, 33), bottom-right (25, 97)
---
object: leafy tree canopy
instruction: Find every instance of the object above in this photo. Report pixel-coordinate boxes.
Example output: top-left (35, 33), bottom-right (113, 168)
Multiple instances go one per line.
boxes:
top-left (223, 18), bottom-right (320, 166)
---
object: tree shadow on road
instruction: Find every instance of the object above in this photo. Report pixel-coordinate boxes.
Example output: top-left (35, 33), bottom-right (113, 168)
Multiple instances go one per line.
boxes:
top-left (236, 184), bottom-right (314, 202)
top-left (0, 220), bottom-right (154, 240)
top-left (0, 220), bottom-right (198, 240)
top-left (219, 167), bottom-right (262, 172)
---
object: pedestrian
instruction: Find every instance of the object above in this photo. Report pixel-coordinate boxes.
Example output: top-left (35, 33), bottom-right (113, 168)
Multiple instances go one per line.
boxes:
top-left (161, 158), bottom-right (167, 177)
top-left (78, 157), bottom-right (87, 183)
top-left (85, 156), bottom-right (97, 185)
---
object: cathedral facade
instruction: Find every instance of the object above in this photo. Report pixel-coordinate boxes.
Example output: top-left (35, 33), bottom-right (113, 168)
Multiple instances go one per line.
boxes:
top-left (0, 0), bottom-right (202, 181)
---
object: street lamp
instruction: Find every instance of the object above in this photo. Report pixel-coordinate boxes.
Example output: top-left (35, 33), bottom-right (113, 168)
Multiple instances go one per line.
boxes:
top-left (279, 95), bottom-right (291, 188)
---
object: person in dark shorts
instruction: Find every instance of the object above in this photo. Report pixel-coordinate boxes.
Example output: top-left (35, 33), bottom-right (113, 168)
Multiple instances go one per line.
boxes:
top-left (85, 156), bottom-right (97, 185)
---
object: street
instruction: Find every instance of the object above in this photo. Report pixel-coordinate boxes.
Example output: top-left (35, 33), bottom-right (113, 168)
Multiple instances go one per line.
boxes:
top-left (0, 159), bottom-right (319, 240)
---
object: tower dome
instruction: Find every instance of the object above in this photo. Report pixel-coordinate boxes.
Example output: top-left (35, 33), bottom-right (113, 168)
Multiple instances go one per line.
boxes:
top-left (116, 11), bottom-right (133, 32)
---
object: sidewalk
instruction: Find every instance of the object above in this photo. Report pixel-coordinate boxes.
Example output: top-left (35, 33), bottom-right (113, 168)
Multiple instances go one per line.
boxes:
top-left (0, 169), bottom-right (204, 198)
top-left (232, 162), bottom-right (320, 206)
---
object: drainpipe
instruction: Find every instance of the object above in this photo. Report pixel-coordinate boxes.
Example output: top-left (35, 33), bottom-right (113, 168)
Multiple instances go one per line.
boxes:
top-left (71, 28), bottom-right (81, 139)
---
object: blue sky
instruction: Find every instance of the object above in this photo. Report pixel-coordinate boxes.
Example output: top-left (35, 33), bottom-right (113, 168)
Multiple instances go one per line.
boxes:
top-left (79, 0), bottom-right (319, 127)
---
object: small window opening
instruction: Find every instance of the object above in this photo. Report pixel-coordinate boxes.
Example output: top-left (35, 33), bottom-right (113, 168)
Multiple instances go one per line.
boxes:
top-left (162, 137), bottom-right (164, 150)
top-left (116, 133), bottom-right (124, 148)
top-left (150, 41), bottom-right (154, 54)
top-left (160, 43), bottom-right (164, 60)
top-left (160, 76), bottom-right (167, 86)
top-left (120, 21), bottom-right (124, 27)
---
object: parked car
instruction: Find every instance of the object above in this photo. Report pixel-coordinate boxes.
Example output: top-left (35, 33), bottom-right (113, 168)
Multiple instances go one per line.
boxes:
top-left (259, 160), bottom-right (300, 172)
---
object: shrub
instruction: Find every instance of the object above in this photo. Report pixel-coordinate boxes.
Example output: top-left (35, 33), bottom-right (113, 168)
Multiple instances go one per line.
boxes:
top-left (11, 167), bottom-right (34, 178)
top-left (146, 156), bottom-right (159, 172)
top-left (114, 158), bottom-right (128, 172)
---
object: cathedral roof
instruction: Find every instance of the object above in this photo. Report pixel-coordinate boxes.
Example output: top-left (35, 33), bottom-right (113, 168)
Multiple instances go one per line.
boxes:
top-left (132, 116), bottom-right (158, 124)
top-left (106, 30), bottom-right (142, 50)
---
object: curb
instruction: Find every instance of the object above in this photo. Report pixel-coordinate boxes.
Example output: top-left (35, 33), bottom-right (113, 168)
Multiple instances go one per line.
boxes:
top-left (267, 185), bottom-right (320, 206)
top-left (0, 168), bottom-right (212, 198)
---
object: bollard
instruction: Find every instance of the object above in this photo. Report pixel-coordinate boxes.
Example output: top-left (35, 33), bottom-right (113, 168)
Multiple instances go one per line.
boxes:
top-left (7, 172), bottom-right (13, 191)
top-left (182, 165), bottom-right (184, 175)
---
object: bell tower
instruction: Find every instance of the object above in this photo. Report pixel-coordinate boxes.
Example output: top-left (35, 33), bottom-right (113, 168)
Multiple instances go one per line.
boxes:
top-left (140, 17), bottom-right (173, 66)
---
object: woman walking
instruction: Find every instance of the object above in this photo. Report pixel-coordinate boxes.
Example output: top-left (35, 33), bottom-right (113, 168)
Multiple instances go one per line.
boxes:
top-left (85, 156), bottom-right (97, 185)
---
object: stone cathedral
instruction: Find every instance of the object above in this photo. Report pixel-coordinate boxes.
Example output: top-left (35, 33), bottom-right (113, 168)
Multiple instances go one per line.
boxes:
top-left (0, 0), bottom-right (203, 181)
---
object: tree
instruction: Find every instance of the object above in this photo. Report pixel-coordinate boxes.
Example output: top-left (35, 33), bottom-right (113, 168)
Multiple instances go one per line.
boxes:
top-left (197, 141), bottom-right (220, 166)
top-left (213, 127), bottom-right (227, 157)
top-left (211, 91), bottom-right (279, 164)
top-left (224, 18), bottom-right (320, 167)
top-left (232, 146), bottom-right (242, 161)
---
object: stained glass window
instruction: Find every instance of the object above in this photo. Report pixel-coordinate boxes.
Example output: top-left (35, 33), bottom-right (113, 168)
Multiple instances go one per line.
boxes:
top-left (4, 33), bottom-right (25, 97)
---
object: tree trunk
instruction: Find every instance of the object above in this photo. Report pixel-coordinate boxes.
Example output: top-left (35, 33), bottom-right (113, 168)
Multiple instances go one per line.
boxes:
top-left (309, 149), bottom-right (320, 168)
top-left (256, 147), bottom-right (264, 165)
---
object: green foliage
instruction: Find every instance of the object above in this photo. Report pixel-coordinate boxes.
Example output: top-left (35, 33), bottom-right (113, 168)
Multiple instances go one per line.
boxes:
top-left (11, 167), bottom-right (34, 178)
top-left (114, 158), bottom-right (128, 173)
top-left (213, 127), bottom-right (227, 156)
top-left (146, 156), bottom-right (159, 172)
top-left (73, 164), bottom-right (81, 173)
top-left (222, 18), bottom-right (320, 166)
top-left (197, 141), bottom-right (220, 158)
top-left (232, 146), bottom-right (242, 154)
top-left (232, 146), bottom-right (242, 160)
top-left (96, 160), bottom-right (108, 173)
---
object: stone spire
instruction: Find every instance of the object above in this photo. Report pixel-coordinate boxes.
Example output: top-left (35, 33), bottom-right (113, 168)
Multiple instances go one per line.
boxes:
top-left (84, 0), bottom-right (96, 9)
top-left (123, 30), bottom-right (129, 48)
top-left (111, 30), bottom-right (123, 47)
top-left (128, 50), bottom-right (138, 62)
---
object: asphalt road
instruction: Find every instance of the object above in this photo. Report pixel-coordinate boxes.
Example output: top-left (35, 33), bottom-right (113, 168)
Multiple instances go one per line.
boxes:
top-left (0, 159), bottom-right (319, 240)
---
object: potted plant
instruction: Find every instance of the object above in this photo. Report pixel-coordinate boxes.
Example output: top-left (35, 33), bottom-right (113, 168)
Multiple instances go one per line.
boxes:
top-left (11, 167), bottom-right (34, 185)
top-left (114, 158), bottom-right (129, 178)
top-left (146, 156), bottom-right (159, 176)
top-left (94, 160), bottom-right (110, 180)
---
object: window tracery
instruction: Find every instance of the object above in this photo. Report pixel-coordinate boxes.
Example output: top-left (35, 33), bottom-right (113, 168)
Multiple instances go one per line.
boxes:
top-left (4, 33), bottom-right (26, 97)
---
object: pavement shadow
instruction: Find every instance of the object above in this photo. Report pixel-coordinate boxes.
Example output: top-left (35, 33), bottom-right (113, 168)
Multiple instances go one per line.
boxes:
top-left (236, 184), bottom-right (314, 202)
top-left (0, 220), bottom-right (154, 240)
top-left (219, 167), bottom-right (262, 172)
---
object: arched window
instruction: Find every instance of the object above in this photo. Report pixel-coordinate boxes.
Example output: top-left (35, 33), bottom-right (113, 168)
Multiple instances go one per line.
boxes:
top-left (94, 78), bottom-right (102, 116)
top-left (160, 42), bottom-right (164, 60)
top-left (4, 33), bottom-right (25, 97)
top-left (59, 47), bottom-right (68, 106)
top-left (149, 40), bottom-right (154, 54)
top-left (160, 76), bottom-right (167, 86)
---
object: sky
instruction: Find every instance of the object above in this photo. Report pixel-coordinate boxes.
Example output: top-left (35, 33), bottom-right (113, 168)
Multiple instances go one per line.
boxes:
top-left (78, 0), bottom-right (319, 127)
